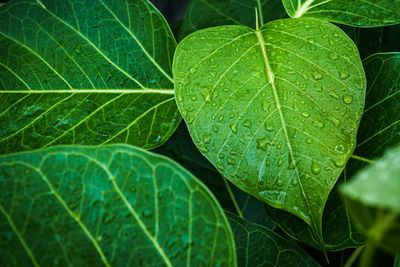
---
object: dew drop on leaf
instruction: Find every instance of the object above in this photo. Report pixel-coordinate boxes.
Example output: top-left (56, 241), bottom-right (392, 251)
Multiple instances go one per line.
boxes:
top-left (311, 160), bottom-right (321, 175)
top-left (342, 95), bottom-right (353, 104)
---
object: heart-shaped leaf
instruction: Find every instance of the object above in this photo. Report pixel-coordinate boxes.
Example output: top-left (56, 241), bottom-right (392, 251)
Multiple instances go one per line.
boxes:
top-left (0, 144), bottom-right (236, 266)
top-left (341, 145), bottom-right (400, 255)
top-left (0, 0), bottom-right (180, 154)
top-left (282, 0), bottom-right (400, 27)
top-left (174, 18), bottom-right (366, 248)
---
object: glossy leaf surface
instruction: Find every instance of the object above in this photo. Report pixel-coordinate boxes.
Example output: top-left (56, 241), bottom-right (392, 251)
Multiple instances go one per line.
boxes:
top-left (0, 0), bottom-right (180, 154)
top-left (0, 145), bottom-right (236, 266)
top-left (265, 170), bottom-right (365, 251)
top-left (282, 0), bottom-right (400, 27)
top-left (226, 212), bottom-right (320, 267)
top-left (341, 145), bottom-right (400, 255)
top-left (174, 18), bottom-right (366, 247)
top-left (265, 52), bottom-right (400, 251)
top-left (178, 0), bottom-right (287, 40)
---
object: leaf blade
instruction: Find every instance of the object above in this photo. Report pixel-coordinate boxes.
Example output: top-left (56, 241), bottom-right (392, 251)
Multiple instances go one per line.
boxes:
top-left (0, 144), bottom-right (236, 266)
top-left (0, 0), bottom-right (181, 153)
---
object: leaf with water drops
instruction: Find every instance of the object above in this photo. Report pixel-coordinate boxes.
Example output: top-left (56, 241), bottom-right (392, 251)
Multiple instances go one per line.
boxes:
top-left (177, 0), bottom-right (287, 40)
top-left (282, 0), bottom-right (400, 27)
top-left (340, 145), bottom-right (400, 255)
top-left (226, 211), bottom-right (321, 267)
top-left (265, 170), bottom-right (365, 251)
top-left (0, 0), bottom-right (181, 154)
top-left (174, 18), bottom-right (366, 249)
top-left (0, 144), bottom-right (236, 266)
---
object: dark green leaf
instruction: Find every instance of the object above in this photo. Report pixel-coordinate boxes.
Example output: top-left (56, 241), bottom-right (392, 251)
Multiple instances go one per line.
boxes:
top-left (226, 211), bottom-right (321, 267)
top-left (174, 18), bottom-right (365, 248)
top-left (282, 0), bottom-right (400, 27)
top-left (340, 145), bottom-right (400, 255)
top-left (0, 0), bottom-right (181, 154)
top-left (178, 0), bottom-right (287, 40)
top-left (0, 144), bottom-right (236, 266)
top-left (154, 123), bottom-right (275, 228)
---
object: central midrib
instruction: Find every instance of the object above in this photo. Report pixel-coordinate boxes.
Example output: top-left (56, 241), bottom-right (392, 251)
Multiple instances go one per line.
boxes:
top-left (254, 29), bottom-right (313, 224)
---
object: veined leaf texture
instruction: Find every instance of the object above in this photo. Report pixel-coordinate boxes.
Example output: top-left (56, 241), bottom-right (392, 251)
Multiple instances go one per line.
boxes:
top-left (0, 145), bottom-right (236, 266)
top-left (0, 0), bottom-right (181, 154)
top-left (174, 18), bottom-right (366, 248)
top-left (282, 0), bottom-right (400, 27)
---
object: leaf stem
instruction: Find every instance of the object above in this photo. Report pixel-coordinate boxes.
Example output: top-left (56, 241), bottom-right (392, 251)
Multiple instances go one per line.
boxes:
top-left (343, 246), bottom-right (364, 267)
top-left (359, 241), bottom-right (376, 267)
top-left (351, 154), bottom-right (374, 164)
top-left (256, 0), bottom-right (264, 25)
top-left (222, 176), bottom-right (244, 219)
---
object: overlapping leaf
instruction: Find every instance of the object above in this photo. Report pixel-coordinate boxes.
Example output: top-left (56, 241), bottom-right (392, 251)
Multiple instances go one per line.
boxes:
top-left (226, 212), bottom-right (320, 267)
top-left (174, 18), bottom-right (366, 249)
top-left (282, 0), bottom-right (400, 27)
top-left (0, 144), bottom-right (236, 266)
top-left (0, 0), bottom-right (181, 154)
top-left (341, 145), bottom-right (400, 255)
top-left (178, 0), bottom-right (287, 40)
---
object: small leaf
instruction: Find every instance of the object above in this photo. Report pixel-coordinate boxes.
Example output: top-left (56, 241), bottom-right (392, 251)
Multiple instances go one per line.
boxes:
top-left (340, 145), bottom-right (400, 255)
top-left (0, 144), bottom-right (236, 266)
top-left (174, 18), bottom-right (366, 248)
top-left (226, 211), bottom-right (321, 267)
top-left (0, 0), bottom-right (181, 154)
top-left (282, 0), bottom-right (400, 27)
top-left (178, 0), bottom-right (287, 40)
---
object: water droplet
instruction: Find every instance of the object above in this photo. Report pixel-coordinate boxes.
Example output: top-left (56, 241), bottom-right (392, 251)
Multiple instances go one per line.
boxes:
top-left (242, 120), bottom-right (252, 129)
top-left (329, 53), bottom-right (339, 60)
top-left (312, 72), bottom-right (323, 80)
top-left (203, 133), bottom-right (211, 144)
top-left (265, 124), bottom-right (274, 132)
top-left (329, 39), bottom-right (335, 45)
top-left (190, 67), bottom-right (197, 74)
top-left (311, 160), bottom-right (321, 175)
top-left (328, 91), bottom-right (340, 100)
top-left (186, 114), bottom-right (195, 124)
top-left (216, 162), bottom-right (225, 171)
top-left (342, 95), bottom-right (353, 104)
top-left (227, 158), bottom-right (236, 165)
top-left (277, 158), bottom-right (283, 167)
top-left (230, 122), bottom-right (238, 134)
top-left (190, 95), bottom-right (197, 101)
top-left (218, 115), bottom-right (224, 122)
top-left (276, 178), bottom-right (284, 186)
top-left (339, 71), bottom-right (350, 80)
top-left (313, 120), bottom-right (325, 128)
top-left (331, 157), bottom-right (346, 167)
top-left (329, 116), bottom-right (341, 127)
top-left (212, 125), bottom-right (219, 133)
top-left (74, 46), bottom-right (82, 54)
top-left (287, 154), bottom-right (297, 170)
top-left (301, 111), bottom-right (310, 118)
top-left (256, 136), bottom-right (273, 151)
top-left (306, 138), bottom-right (313, 144)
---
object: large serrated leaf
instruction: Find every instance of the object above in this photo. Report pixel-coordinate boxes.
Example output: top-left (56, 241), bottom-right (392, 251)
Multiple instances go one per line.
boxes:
top-left (178, 0), bottom-right (287, 40)
top-left (0, 144), bottom-right (236, 266)
top-left (282, 0), bottom-right (400, 27)
top-left (226, 211), bottom-right (320, 267)
top-left (0, 0), bottom-right (181, 154)
top-left (340, 145), bottom-right (400, 255)
top-left (173, 18), bottom-right (366, 248)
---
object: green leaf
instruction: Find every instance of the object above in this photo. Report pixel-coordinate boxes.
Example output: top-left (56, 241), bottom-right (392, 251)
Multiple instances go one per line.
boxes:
top-left (395, 255), bottom-right (400, 267)
top-left (282, 0), bottom-right (400, 27)
top-left (226, 211), bottom-right (321, 267)
top-left (174, 18), bottom-right (366, 249)
top-left (154, 124), bottom-right (275, 228)
top-left (0, 144), bottom-right (236, 266)
top-left (0, 0), bottom-right (181, 154)
top-left (340, 145), bottom-right (400, 255)
top-left (178, 0), bottom-right (287, 40)
top-left (264, 52), bottom-right (400, 251)
top-left (355, 53), bottom-right (400, 161)
top-left (265, 170), bottom-right (365, 251)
